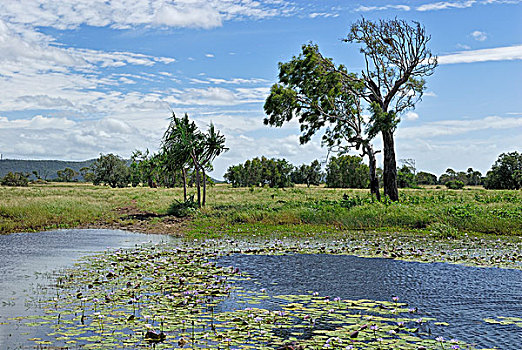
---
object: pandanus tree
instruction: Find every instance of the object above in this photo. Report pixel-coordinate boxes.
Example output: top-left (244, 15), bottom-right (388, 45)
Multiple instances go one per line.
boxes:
top-left (264, 43), bottom-right (381, 199)
top-left (162, 113), bottom-right (227, 207)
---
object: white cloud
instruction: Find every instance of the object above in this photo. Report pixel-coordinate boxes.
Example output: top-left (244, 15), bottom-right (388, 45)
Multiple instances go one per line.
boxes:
top-left (397, 115), bottom-right (522, 138)
top-left (355, 5), bottom-right (411, 12)
top-left (205, 53), bottom-right (215, 58)
top-left (0, 113), bottom-right (166, 160)
top-left (154, 4), bottom-right (223, 29)
top-left (438, 45), bottom-right (522, 64)
top-left (207, 77), bottom-right (268, 85)
top-left (456, 43), bottom-right (471, 50)
top-left (403, 111), bottom-right (419, 121)
top-left (309, 12), bottom-right (340, 18)
top-left (0, 0), bottom-right (292, 31)
top-left (471, 30), bottom-right (488, 41)
top-left (416, 0), bottom-right (476, 11)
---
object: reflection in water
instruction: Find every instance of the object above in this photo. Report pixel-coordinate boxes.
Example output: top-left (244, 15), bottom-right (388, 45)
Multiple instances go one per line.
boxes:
top-left (0, 229), bottom-right (170, 347)
top-left (219, 254), bottom-right (522, 350)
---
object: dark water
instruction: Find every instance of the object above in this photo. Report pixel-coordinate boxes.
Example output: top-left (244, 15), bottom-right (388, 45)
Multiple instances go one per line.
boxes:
top-left (0, 229), bottom-right (171, 347)
top-left (219, 254), bottom-right (522, 350)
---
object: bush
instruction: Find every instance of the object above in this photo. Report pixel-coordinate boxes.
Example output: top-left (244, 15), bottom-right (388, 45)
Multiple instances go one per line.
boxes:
top-left (445, 180), bottom-right (464, 189)
top-left (167, 196), bottom-right (199, 217)
top-left (1, 172), bottom-right (29, 186)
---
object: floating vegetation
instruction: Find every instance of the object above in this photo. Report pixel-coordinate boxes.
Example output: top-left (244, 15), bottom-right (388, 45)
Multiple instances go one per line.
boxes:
top-left (483, 316), bottom-right (522, 328)
top-left (1, 241), bottom-right (488, 349)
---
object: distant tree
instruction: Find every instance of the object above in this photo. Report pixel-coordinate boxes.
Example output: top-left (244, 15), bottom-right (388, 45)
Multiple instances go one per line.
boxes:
top-left (466, 167), bottom-right (483, 186)
top-left (224, 164), bottom-right (244, 188)
top-left (80, 166), bottom-right (95, 183)
top-left (292, 160), bottom-right (323, 187)
top-left (399, 159), bottom-right (416, 176)
top-left (484, 152), bottom-right (522, 189)
top-left (397, 165), bottom-right (417, 188)
top-left (32, 170), bottom-right (41, 180)
top-left (57, 167), bottom-right (78, 182)
top-left (439, 168), bottom-right (456, 185)
top-left (416, 171), bottom-right (437, 185)
top-left (326, 155), bottom-right (369, 188)
top-left (224, 156), bottom-right (294, 188)
top-left (445, 180), bottom-right (465, 190)
top-left (91, 153), bottom-right (130, 188)
top-left (1, 172), bottom-right (29, 186)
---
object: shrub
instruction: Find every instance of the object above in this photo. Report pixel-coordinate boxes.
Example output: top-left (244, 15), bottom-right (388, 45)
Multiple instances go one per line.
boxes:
top-left (445, 180), bottom-right (464, 189)
top-left (167, 195), bottom-right (198, 217)
top-left (1, 172), bottom-right (29, 186)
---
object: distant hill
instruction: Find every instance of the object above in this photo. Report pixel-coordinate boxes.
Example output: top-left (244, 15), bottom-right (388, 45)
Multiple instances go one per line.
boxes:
top-left (0, 158), bottom-right (225, 183)
top-left (0, 159), bottom-right (96, 180)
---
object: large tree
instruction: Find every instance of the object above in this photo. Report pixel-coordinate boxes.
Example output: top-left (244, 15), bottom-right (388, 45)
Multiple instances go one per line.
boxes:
top-left (484, 152), bottom-right (522, 190)
top-left (264, 43), bottom-right (381, 199)
top-left (345, 18), bottom-right (437, 200)
top-left (91, 153), bottom-right (130, 188)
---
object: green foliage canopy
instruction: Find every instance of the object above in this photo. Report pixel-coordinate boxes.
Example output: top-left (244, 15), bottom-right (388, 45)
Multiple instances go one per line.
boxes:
top-left (484, 152), bottom-right (522, 190)
top-left (325, 155), bottom-right (369, 188)
top-left (91, 153), bottom-right (130, 188)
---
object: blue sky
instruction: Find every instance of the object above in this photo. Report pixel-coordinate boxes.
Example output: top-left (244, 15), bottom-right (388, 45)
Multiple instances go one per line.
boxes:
top-left (0, 0), bottom-right (521, 179)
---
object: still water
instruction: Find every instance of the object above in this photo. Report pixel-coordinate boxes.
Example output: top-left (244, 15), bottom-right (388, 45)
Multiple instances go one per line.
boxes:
top-left (218, 254), bottom-right (522, 349)
top-left (0, 230), bottom-right (521, 349)
top-left (0, 229), bottom-right (170, 347)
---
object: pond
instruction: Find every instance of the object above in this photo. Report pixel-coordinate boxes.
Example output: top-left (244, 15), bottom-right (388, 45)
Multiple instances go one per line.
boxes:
top-left (0, 229), bottom-right (521, 349)
top-left (0, 229), bottom-right (170, 347)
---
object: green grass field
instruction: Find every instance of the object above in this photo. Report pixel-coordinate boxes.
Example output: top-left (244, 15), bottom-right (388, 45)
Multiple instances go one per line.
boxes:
top-left (1, 182), bottom-right (521, 237)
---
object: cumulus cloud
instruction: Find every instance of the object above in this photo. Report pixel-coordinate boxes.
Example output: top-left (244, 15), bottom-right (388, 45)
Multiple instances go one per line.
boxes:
top-left (0, 114), bottom-right (160, 160)
top-left (438, 45), bottom-right (522, 64)
top-left (0, 0), bottom-right (291, 30)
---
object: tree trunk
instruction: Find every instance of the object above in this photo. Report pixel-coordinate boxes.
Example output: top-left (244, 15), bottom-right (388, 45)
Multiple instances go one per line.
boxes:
top-left (181, 167), bottom-right (187, 202)
top-left (363, 143), bottom-right (381, 201)
top-left (382, 129), bottom-right (399, 201)
top-left (202, 169), bottom-right (207, 207)
top-left (195, 167), bottom-right (201, 208)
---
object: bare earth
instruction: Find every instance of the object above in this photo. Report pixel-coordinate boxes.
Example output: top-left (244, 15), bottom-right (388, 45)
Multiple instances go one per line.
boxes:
top-left (79, 201), bottom-right (189, 236)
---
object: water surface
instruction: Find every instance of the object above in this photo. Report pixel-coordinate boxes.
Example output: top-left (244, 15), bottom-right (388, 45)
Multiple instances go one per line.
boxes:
top-left (219, 254), bottom-right (522, 349)
top-left (0, 229), bottom-right (170, 347)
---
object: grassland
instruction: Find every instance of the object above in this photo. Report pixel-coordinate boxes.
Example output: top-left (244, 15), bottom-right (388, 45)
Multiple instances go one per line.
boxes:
top-left (1, 182), bottom-right (521, 238)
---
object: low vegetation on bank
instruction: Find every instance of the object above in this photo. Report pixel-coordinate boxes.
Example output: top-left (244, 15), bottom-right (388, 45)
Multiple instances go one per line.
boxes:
top-left (1, 182), bottom-right (521, 239)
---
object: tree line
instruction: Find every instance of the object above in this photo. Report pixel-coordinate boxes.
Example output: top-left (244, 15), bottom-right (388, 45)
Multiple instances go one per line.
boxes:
top-left (222, 152), bottom-right (522, 190)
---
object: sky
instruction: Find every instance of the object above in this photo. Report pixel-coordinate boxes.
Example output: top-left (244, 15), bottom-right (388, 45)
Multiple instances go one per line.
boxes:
top-left (0, 0), bottom-right (521, 179)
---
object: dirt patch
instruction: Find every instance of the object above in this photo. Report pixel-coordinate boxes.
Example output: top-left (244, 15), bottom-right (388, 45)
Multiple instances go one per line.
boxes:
top-left (79, 202), bottom-right (189, 236)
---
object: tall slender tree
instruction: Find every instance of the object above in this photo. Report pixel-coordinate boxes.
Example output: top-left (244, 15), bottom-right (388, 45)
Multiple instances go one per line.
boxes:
top-left (345, 18), bottom-right (437, 200)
